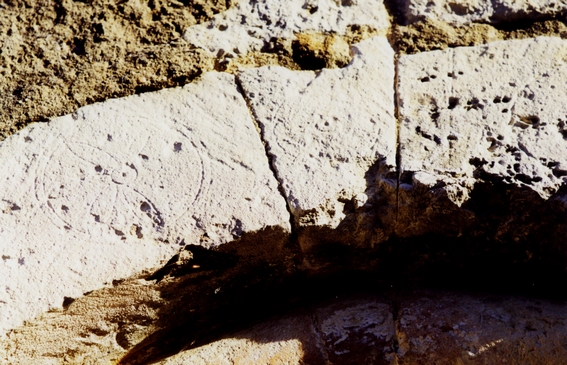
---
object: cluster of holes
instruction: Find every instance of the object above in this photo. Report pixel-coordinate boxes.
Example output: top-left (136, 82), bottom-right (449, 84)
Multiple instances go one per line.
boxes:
top-left (415, 126), bottom-right (441, 145)
top-left (444, 95), bottom-right (512, 113)
top-left (546, 161), bottom-right (567, 178)
top-left (493, 95), bottom-right (511, 113)
top-left (420, 71), bottom-right (464, 83)
top-left (465, 98), bottom-right (484, 111)
top-left (485, 131), bottom-right (505, 153)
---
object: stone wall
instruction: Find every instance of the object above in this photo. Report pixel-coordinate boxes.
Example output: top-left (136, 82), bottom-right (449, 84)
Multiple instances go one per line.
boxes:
top-left (2, 0), bottom-right (567, 363)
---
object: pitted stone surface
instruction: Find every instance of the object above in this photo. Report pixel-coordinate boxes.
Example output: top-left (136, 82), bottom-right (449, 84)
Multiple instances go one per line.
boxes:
top-left (400, 0), bottom-right (567, 25)
top-left (398, 37), bottom-right (567, 208)
top-left (182, 0), bottom-right (390, 60)
top-left (396, 291), bottom-right (567, 364)
top-left (238, 37), bottom-right (396, 230)
top-left (0, 72), bottom-right (289, 336)
top-left (315, 297), bottom-right (395, 364)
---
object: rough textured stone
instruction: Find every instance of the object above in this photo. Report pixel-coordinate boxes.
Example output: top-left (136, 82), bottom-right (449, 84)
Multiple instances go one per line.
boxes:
top-left (156, 312), bottom-right (325, 365)
top-left (396, 291), bottom-right (567, 364)
top-left (400, 0), bottom-right (567, 25)
top-left (155, 294), bottom-right (395, 365)
top-left (0, 72), bottom-right (289, 336)
top-left (397, 37), bottom-right (567, 238)
top-left (183, 0), bottom-right (390, 61)
top-left (238, 36), bottom-right (397, 259)
top-left (314, 296), bottom-right (396, 364)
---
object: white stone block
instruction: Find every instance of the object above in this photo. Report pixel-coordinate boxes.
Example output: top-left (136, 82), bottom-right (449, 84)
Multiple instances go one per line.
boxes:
top-left (238, 36), bottom-right (396, 229)
top-left (0, 72), bottom-right (289, 336)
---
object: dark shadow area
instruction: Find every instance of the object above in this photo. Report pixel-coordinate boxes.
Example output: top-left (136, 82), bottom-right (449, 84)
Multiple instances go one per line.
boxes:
top-left (120, 170), bottom-right (567, 364)
top-left (489, 10), bottom-right (567, 30)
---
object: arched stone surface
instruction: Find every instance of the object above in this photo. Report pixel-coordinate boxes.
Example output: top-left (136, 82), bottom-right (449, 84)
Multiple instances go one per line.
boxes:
top-left (0, 72), bottom-right (290, 336)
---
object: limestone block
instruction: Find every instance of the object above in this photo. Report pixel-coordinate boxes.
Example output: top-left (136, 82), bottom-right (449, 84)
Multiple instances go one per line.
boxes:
top-left (400, 0), bottom-right (566, 25)
top-left (237, 36), bottom-right (396, 252)
top-left (182, 0), bottom-right (390, 59)
top-left (397, 36), bottom-right (567, 238)
top-left (396, 291), bottom-right (567, 364)
top-left (0, 72), bottom-right (290, 336)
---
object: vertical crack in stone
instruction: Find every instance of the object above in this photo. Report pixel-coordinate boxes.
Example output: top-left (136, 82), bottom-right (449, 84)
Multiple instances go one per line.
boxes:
top-left (234, 75), bottom-right (303, 263)
top-left (389, 26), bottom-right (403, 223)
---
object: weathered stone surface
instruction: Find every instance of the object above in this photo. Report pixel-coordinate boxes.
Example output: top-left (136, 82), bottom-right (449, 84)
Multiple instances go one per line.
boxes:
top-left (0, 72), bottom-right (289, 336)
top-left (238, 36), bottom-right (397, 258)
top-left (396, 291), bottom-right (567, 364)
top-left (156, 311), bottom-right (325, 365)
top-left (1, 228), bottom-right (294, 364)
top-left (156, 294), bottom-right (395, 365)
top-left (314, 296), bottom-right (396, 364)
top-left (397, 37), bottom-right (567, 245)
top-left (400, 0), bottom-right (566, 25)
top-left (182, 0), bottom-right (390, 61)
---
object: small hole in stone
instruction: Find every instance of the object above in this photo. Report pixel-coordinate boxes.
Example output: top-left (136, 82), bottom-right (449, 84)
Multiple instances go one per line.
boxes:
top-left (448, 97), bottom-right (459, 109)
top-left (502, 96), bottom-right (511, 103)
top-left (430, 75), bottom-right (437, 79)
top-left (497, 135), bottom-right (504, 140)
top-left (61, 205), bottom-right (69, 212)
top-left (447, 72), bottom-right (454, 77)
top-left (139, 154), bottom-right (149, 161)
top-left (95, 165), bottom-right (102, 173)
top-left (114, 229), bottom-right (125, 236)
top-left (24, 136), bottom-right (32, 142)
top-left (218, 24), bottom-right (228, 31)
top-left (420, 76), bottom-right (430, 82)
top-left (502, 109), bottom-right (509, 113)
top-left (107, 134), bottom-right (112, 141)
top-left (174, 142), bottom-right (182, 152)
top-left (140, 201), bottom-right (151, 212)
top-left (458, 71), bottom-right (463, 75)
top-left (62, 296), bottom-right (75, 309)
top-left (493, 96), bottom-right (501, 103)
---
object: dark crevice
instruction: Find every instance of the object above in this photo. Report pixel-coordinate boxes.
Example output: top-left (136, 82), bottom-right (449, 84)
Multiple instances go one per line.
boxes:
top-left (490, 12), bottom-right (567, 31)
top-left (387, 23), bottom-right (403, 223)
